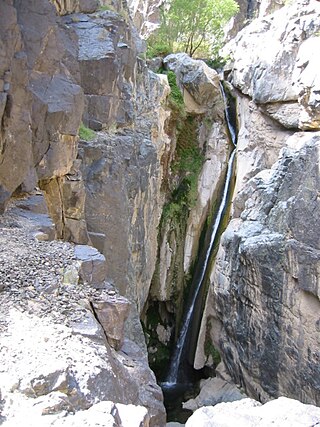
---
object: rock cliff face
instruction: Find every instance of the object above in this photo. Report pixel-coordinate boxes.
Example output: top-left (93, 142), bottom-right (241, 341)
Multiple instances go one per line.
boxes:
top-left (196, 0), bottom-right (320, 407)
top-left (0, 0), bottom-right (88, 243)
top-left (0, 0), bottom-right (168, 424)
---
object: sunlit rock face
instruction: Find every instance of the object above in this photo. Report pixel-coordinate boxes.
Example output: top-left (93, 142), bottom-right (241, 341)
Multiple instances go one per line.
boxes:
top-left (224, 0), bottom-right (320, 130)
top-left (197, 132), bottom-right (320, 405)
top-left (224, 0), bottom-right (285, 41)
top-left (196, 0), bottom-right (320, 407)
top-left (186, 397), bottom-right (320, 427)
top-left (128, 0), bottom-right (163, 38)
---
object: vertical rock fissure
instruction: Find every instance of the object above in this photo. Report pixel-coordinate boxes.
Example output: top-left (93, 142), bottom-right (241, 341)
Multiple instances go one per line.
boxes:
top-left (164, 149), bottom-right (236, 386)
top-left (164, 85), bottom-right (238, 387)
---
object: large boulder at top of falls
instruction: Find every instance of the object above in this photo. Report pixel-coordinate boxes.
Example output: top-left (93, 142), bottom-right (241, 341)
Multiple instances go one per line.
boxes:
top-left (164, 53), bottom-right (222, 115)
top-left (196, 131), bottom-right (320, 405)
top-left (185, 397), bottom-right (320, 427)
top-left (224, 0), bottom-right (320, 130)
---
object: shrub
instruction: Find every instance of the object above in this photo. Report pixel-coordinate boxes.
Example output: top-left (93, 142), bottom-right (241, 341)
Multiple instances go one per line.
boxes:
top-left (79, 123), bottom-right (96, 141)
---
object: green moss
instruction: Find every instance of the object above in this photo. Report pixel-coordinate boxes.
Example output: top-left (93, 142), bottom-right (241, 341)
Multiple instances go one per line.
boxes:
top-left (161, 115), bottom-right (204, 225)
top-left (166, 71), bottom-right (185, 116)
top-left (146, 39), bottom-right (172, 59)
top-left (99, 5), bottom-right (110, 11)
top-left (204, 340), bottom-right (221, 366)
top-left (79, 123), bottom-right (96, 141)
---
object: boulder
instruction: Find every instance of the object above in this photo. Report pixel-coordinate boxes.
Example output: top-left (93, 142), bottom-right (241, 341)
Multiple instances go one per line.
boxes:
top-left (183, 377), bottom-right (246, 412)
top-left (92, 294), bottom-right (131, 350)
top-left (185, 397), bottom-right (320, 427)
top-left (164, 54), bottom-right (222, 115)
top-left (74, 244), bottom-right (107, 285)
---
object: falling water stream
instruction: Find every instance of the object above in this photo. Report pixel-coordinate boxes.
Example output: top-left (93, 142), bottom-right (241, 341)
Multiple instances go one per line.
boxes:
top-left (164, 150), bottom-right (236, 387)
top-left (163, 82), bottom-right (237, 393)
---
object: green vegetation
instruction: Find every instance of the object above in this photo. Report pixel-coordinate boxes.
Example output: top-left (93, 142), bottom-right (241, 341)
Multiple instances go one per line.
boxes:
top-left (158, 71), bottom-right (203, 223)
top-left (147, 0), bottom-right (239, 58)
top-left (162, 115), bottom-right (204, 223)
top-left (78, 123), bottom-right (96, 141)
top-left (166, 71), bottom-right (185, 116)
top-left (205, 340), bottom-right (221, 366)
top-left (99, 5), bottom-right (111, 11)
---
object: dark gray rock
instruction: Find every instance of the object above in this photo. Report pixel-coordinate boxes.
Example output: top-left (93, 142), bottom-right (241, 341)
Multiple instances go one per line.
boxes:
top-left (67, 10), bottom-right (137, 129)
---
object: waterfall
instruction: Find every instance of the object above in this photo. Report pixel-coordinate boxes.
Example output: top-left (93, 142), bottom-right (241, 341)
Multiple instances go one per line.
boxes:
top-left (164, 149), bottom-right (236, 386)
top-left (163, 84), bottom-right (237, 387)
top-left (220, 83), bottom-right (237, 147)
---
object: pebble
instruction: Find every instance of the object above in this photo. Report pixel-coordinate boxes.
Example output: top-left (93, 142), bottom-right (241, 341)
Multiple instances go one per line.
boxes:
top-left (0, 202), bottom-right (118, 325)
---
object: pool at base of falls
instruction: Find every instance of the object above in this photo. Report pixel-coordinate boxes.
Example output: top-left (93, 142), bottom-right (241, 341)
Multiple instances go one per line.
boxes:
top-left (161, 380), bottom-right (200, 423)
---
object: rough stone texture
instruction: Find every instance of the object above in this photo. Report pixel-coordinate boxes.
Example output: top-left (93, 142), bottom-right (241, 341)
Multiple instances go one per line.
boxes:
top-left (0, 0), bottom-right (89, 243)
top-left (224, 0), bottom-right (320, 130)
top-left (164, 54), bottom-right (222, 115)
top-left (128, 0), bottom-right (163, 38)
top-left (196, 132), bottom-right (320, 405)
top-left (183, 377), bottom-right (246, 412)
top-left (51, 0), bottom-right (99, 15)
top-left (185, 397), bottom-right (320, 427)
top-left (233, 94), bottom-right (293, 196)
top-left (0, 0), bottom-right (32, 212)
top-left (80, 67), bottom-right (171, 317)
top-left (74, 244), bottom-right (108, 285)
top-left (0, 200), bottom-right (166, 427)
top-left (92, 294), bottom-right (131, 350)
top-left (64, 10), bottom-right (138, 131)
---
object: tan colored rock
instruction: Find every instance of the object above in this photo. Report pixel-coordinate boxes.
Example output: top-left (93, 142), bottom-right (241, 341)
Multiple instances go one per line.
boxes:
top-left (233, 95), bottom-right (293, 199)
top-left (184, 122), bottom-right (230, 274)
top-left (164, 54), bottom-right (222, 115)
top-left (74, 245), bottom-right (107, 285)
top-left (51, 0), bottom-right (99, 15)
top-left (92, 295), bottom-right (131, 350)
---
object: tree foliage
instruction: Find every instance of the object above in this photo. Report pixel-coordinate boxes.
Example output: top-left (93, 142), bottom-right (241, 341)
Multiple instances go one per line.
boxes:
top-left (148, 0), bottom-right (239, 58)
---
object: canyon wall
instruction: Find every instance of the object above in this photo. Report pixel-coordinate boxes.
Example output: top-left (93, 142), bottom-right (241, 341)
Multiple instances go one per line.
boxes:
top-left (196, 0), bottom-right (320, 406)
top-left (0, 0), bottom-right (168, 424)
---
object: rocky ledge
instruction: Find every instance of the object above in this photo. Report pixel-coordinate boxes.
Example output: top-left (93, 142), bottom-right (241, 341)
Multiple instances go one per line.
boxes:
top-left (0, 195), bottom-right (165, 426)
